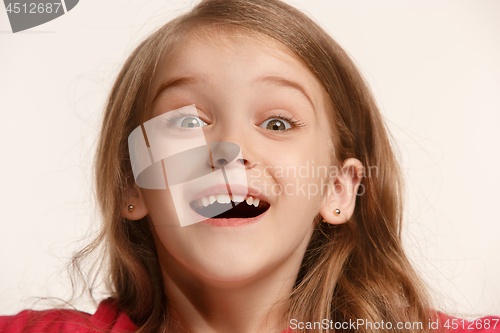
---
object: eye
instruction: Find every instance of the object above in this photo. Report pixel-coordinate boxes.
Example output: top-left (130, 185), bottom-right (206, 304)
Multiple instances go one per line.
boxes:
top-left (259, 114), bottom-right (305, 131)
top-left (170, 115), bottom-right (208, 129)
top-left (260, 118), bottom-right (292, 131)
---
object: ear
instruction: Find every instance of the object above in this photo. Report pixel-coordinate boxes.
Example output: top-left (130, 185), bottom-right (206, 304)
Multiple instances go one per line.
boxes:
top-left (122, 182), bottom-right (149, 220)
top-left (319, 158), bottom-right (364, 225)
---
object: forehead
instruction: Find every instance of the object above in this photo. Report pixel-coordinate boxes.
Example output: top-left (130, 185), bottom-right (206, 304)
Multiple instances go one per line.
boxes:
top-left (147, 28), bottom-right (329, 111)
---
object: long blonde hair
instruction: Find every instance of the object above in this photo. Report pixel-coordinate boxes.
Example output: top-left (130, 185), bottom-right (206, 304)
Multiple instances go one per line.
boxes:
top-left (73, 0), bottom-right (436, 332)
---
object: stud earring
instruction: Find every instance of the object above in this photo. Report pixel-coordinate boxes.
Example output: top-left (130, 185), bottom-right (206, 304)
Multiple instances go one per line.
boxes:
top-left (320, 208), bottom-right (341, 223)
top-left (128, 205), bottom-right (134, 212)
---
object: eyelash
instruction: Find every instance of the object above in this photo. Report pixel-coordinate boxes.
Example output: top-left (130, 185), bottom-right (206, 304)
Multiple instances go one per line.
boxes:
top-left (163, 111), bottom-right (306, 129)
top-left (268, 113), bottom-right (306, 129)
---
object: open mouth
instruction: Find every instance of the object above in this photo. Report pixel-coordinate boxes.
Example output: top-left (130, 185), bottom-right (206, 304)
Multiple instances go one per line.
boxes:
top-left (190, 194), bottom-right (270, 218)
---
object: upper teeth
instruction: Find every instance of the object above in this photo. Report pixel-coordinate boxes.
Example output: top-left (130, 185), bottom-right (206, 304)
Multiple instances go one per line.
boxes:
top-left (195, 194), bottom-right (260, 207)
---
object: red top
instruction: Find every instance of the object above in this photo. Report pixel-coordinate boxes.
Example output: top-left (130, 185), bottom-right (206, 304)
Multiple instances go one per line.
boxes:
top-left (0, 298), bottom-right (136, 333)
top-left (0, 298), bottom-right (498, 332)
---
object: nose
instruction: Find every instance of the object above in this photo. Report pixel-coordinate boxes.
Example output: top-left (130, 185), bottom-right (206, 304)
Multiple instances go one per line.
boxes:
top-left (209, 142), bottom-right (253, 170)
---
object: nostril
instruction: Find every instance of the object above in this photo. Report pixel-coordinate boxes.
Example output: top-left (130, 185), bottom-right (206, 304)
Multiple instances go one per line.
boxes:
top-left (216, 158), bottom-right (228, 166)
top-left (237, 158), bottom-right (252, 168)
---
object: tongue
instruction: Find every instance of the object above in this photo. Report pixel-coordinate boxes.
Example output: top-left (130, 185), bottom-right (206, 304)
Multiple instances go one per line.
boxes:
top-left (193, 201), bottom-right (265, 218)
top-left (213, 202), bottom-right (262, 218)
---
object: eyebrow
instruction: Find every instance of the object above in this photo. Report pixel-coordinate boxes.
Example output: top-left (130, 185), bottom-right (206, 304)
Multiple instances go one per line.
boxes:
top-left (254, 75), bottom-right (316, 112)
top-left (152, 74), bottom-right (316, 112)
top-left (151, 75), bottom-right (208, 108)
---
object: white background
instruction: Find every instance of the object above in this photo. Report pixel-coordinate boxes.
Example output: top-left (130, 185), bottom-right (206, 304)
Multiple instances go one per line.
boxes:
top-left (1, 0), bottom-right (499, 318)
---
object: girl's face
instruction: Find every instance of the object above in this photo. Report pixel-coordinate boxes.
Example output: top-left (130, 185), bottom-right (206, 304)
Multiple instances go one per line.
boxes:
top-left (138, 31), bottom-right (337, 284)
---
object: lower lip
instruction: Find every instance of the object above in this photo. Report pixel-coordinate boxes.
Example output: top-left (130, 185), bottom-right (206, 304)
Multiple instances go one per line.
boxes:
top-left (198, 210), bottom-right (268, 227)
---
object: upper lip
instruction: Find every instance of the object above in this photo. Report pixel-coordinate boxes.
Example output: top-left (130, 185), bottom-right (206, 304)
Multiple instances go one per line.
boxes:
top-left (189, 184), bottom-right (270, 204)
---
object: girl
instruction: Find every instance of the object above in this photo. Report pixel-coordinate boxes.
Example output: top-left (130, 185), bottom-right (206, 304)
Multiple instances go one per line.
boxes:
top-left (1, 0), bottom-right (498, 332)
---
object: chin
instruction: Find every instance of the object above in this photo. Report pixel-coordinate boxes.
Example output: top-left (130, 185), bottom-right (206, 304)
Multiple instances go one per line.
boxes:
top-left (191, 247), bottom-right (273, 284)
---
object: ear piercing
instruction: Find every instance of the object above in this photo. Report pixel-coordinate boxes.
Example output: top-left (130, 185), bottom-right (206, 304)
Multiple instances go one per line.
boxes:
top-left (321, 208), bottom-right (341, 222)
top-left (128, 205), bottom-right (135, 212)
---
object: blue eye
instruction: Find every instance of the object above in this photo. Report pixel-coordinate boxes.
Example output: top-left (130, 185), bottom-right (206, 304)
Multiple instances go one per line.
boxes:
top-left (260, 118), bottom-right (292, 131)
top-left (171, 116), bottom-right (207, 128)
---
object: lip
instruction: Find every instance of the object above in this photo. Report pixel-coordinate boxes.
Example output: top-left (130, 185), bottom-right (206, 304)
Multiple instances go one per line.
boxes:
top-left (189, 184), bottom-right (269, 204)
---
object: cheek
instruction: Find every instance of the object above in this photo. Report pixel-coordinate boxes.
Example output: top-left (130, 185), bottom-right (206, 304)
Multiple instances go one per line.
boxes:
top-left (143, 188), bottom-right (180, 227)
top-left (266, 142), bottom-right (331, 193)
top-left (260, 143), bottom-right (331, 224)
top-left (144, 189), bottom-right (208, 274)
